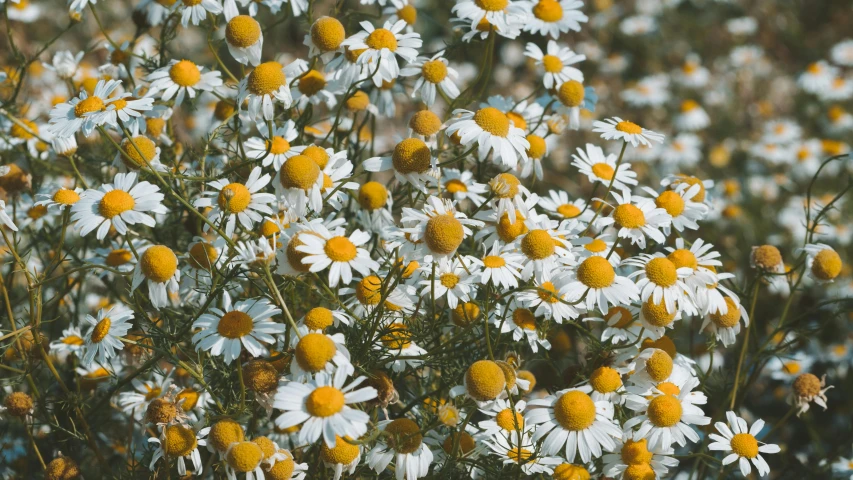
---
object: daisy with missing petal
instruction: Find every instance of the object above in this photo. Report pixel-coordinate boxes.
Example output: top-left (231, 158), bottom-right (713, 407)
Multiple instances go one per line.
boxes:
top-left (525, 385), bottom-right (622, 463)
top-left (401, 196), bottom-right (483, 261)
top-left (363, 137), bottom-right (436, 193)
top-left (418, 257), bottom-right (475, 309)
top-left (602, 436), bottom-right (678, 480)
top-left (518, 0), bottom-right (588, 38)
top-left (366, 417), bottom-right (434, 480)
top-left (339, 20), bottom-right (422, 87)
top-left (709, 411), bottom-right (780, 477)
top-left (445, 107), bottom-right (530, 169)
top-left (593, 117), bottom-right (665, 148)
top-left (799, 243), bottom-right (843, 283)
top-left (193, 166), bottom-right (276, 237)
top-left (244, 120), bottom-right (304, 170)
top-left (273, 368), bottom-right (377, 447)
top-left (452, 0), bottom-right (528, 39)
top-left (81, 304), bottom-right (133, 366)
top-left (295, 225), bottom-right (379, 288)
top-left (487, 432), bottom-right (563, 476)
top-left (192, 294), bottom-right (284, 364)
top-left (237, 61), bottom-right (293, 122)
top-left (131, 245), bottom-right (181, 310)
top-left (290, 326), bottom-right (354, 382)
top-left (701, 297), bottom-right (748, 347)
top-left (624, 254), bottom-right (693, 314)
top-left (287, 60), bottom-right (341, 110)
top-left (400, 52), bottom-right (460, 106)
top-left (623, 376), bottom-right (710, 451)
top-left (572, 143), bottom-right (638, 191)
top-left (146, 59), bottom-right (223, 107)
top-left (562, 255), bottom-right (639, 314)
top-left (597, 189), bottom-right (672, 249)
top-left (48, 79), bottom-right (122, 138)
top-left (468, 241), bottom-right (525, 290)
top-left (524, 41), bottom-right (585, 89)
top-left (72, 172), bottom-right (166, 240)
top-left (148, 423), bottom-right (208, 477)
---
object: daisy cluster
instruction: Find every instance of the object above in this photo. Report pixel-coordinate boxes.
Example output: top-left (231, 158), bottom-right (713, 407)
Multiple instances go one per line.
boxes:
top-left (0, 0), bottom-right (851, 479)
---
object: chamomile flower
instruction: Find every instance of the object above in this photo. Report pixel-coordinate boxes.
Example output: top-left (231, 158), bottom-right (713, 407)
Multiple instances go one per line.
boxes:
top-left (130, 245), bottom-right (181, 310)
top-left (440, 169), bottom-right (488, 205)
top-left (486, 432), bottom-right (563, 475)
top-left (593, 117), bottom-right (665, 148)
top-left (445, 107), bottom-right (530, 169)
top-left (71, 172), bottom-right (166, 240)
top-left (192, 295), bottom-right (284, 364)
top-left (623, 375), bottom-right (710, 451)
top-left (602, 436), bottom-right (678, 480)
top-left (791, 373), bottom-right (832, 416)
top-left (304, 16), bottom-right (346, 61)
top-left (179, 0), bottom-right (221, 26)
top-left (701, 297), bottom-right (749, 347)
top-left (708, 412), bottom-right (780, 477)
top-left (562, 255), bottom-right (639, 314)
top-left (640, 183), bottom-right (708, 234)
top-left (517, 271), bottom-right (583, 323)
top-left (401, 196), bottom-right (482, 260)
top-left (675, 100), bottom-right (710, 131)
top-left (48, 79), bottom-right (122, 137)
top-left (146, 59), bottom-right (223, 107)
top-left (289, 326), bottom-right (354, 381)
top-left (366, 417), bottom-right (434, 480)
top-left (49, 325), bottom-right (86, 357)
top-left (148, 423), bottom-right (207, 476)
top-left (767, 353), bottom-right (814, 382)
top-left (538, 190), bottom-right (593, 223)
top-left (295, 225), bottom-right (379, 288)
top-left (452, 0), bottom-right (528, 39)
top-left (224, 15), bottom-right (263, 66)
top-left (244, 121), bottom-right (303, 170)
top-left (35, 186), bottom-right (82, 211)
top-left (80, 304), bottom-right (133, 366)
top-left (524, 41), bottom-right (584, 89)
top-left (273, 368), bottom-right (377, 447)
top-left (116, 372), bottom-right (171, 420)
top-left (478, 398), bottom-right (530, 437)
top-left (572, 143), bottom-right (638, 191)
top-left (625, 254), bottom-right (693, 314)
top-left (525, 385), bottom-right (622, 463)
top-left (237, 61), bottom-right (293, 122)
top-left (363, 138), bottom-right (436, 193)
top-left (493, 304), bottom-right (551, 352)
top-left (339, 20), bottom-right (422, 87)
top-left (468, 241), bottom-right (525, 290)
top-left (418, 257), bottom-right (475, 309)
top-left (584, 305), bottom-right (645, 344)
top-left (375, 320), bottom-right (427, 372)
top-left (554, 79), bottom-right (598, 130)
top-left (401, 52), bottom-right (460, 106)
top-left (598, 189), bottom-right (672, 248)
top-left (320, 435), bottom-right (361, 480)
top-left (275, 153), bottom-right (325, 215)
top-left (800, 243), bottom-right (843, 283)
top-left (518, 0), bottom-right (588, 39)
top-left (193, 167), bottom-right (276, 237)
top-left (621, 74), bottom-right (671, 108)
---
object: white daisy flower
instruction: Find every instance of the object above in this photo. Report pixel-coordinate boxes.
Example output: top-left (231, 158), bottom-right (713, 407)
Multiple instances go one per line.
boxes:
top-left (602, 436), bottom-right (678, 480)
top-left (597, 189), bottom-right (671, 249)
top-left (274, 153), bottom-right (326, 215)
top-left (339, 20), bottom-right (422, 87)
top-left (572, 143), bottom-right (638, 191)
top-left (295, 225), bottom-right (379, 288)
top-left (708, 412), bottom-right (780, 477)
top-left (418, 257), bottom-right (475, 309)
top-left (180, 0), bottom-right (221, 26)
top-left (516, 271), bottom-right (583, 323)
top-left (478, 398), bottom-right (530, 437)
top-left (193, 166), bottom-right (276, 237)
top-left (440, 168), bottom-right (488, 205)
top-left (237, 61), bottom-right (293, 122)
top-left (451, 0), bottom-right (528, 39)
top-left (562, 255), bottom-right (639, 314)
top-left (492, 303), bottom-right (551, 352)
top-left (287, 60), bottom-right (342, 110)
top-left (638, 183), bottom-right (708, 233)
top-left (486, 432), bottom-right (563, 475)
top-left (289, 326), bottom-right (354, 382)
top-left (192, 294), bottom-right (284, 364)
top-left (446, 107), bottom-right (530, 169)
top-left (538, 190), bottom-right (593, 223)
top-left (593, 117), bottom-right (665, 148)
top-left (80, 304), bottom-right (133, 366)
top-left (148, 423), bottom-right (208, 476)
top-left (584, 305), bottom-right (646, 345)
top-left (620, 74), bottom-right (671, 108)
top-left (623, 376), bottom-right (710, 451)
top-left (524, 40), bottom-right (584, 89)
top-left (799, 243), bottom-right (843, 283)
top-left (48, 79), bottom-right (122, 137)
top-left (366, 418), bottom-right (434, 480)
top-left (49, 325), bottom-right (86, 357)
top-left (273, 368), bottom-right (377, 447)
top-left (35, 186), bottom-right (82, 212)
top-left (116, 372), bottom-right (171, 421)
top-left (625, 253), bottom-right (694, 314)
top-left (400, 196), bottom-right (483, 260)
top-left (71, 172), bottom-right (166, 240)
top-left (244, 121), bottom-right (304, 170)
top-left (468, 241), bottom-right (525, 290)
top-left (701, 297), bottom-right (749, 347)
top-left (400, 52), bottom-right (460, 106)
top-left (146, 59), bottom-right (223, 107)
top-left (518, 0), bottom-right (588, 38)
top-left (675, 99), bottom-right (711, 131)
top-left (525, 385), bottom-right (622, 463)
top-left (130, 244), bottom-right (181, 310)
top-left (223, 14), bottom-right (263, 65)
top-left (374, 320), bottom-right (427, 373)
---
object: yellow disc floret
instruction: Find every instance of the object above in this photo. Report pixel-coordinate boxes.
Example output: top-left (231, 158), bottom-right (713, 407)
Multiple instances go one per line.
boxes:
top-left (473, 107), bottom-right (510, 137)
top-left (226, 441), bottom-right (263, 472)
top-left (521, 229), bottom-right (556, 260)
top-left (392, 138), bottom-right (431, 174)
top-left (305, 386), bottom-right (345, 417)
top-left (208, 419), bottom-right (244, 452)
top-left (553, 390), bottom-right (596, 431)
top-left (613, 203), bottom-right (646, 229)
top-left (589, 366), bottom-right (622, 393)
top-left (358, 181), bottom-right (388, 211)
top-left (553, 464), bottom-right (590, 480)
top-left (365, 28), bottom-right (398, 51)
top-left (90, 317), bottom-right (111, 343)
top-left (557, 80), bottom-right (584, 107)
top-left (247, 62), bottom-right (285, 96)
top-left (140, 245), bottom-right (178, 283)
top-left (310, 17), bottom-right (345, 52)
top-left (217, 311), bottom-right (254, 339)
top-left (280, 155), bottom-right (321, 191)
top-left (812, 248), bottom-right (842, 281)
top-left (730, 433), bottom-right (759, 459)
top-left (424, 214), bottom-right (464, 255)
top-left (169, 60), bottom-right (201, 87)
top-left (642, 298), bottom-right (676, 327)
top-left (409, 110), bottom-right (442, 136)
top-left (645, 257), bottom-right (678, 287)
top-left (644, 350), bottom-right (673, 382)
top-left (647, 394), bottom-right (682, 427)
top-left (532, 0), bottom-right (563, 21)
top-left (709, 297), bottom-right (741, 328)
top-left (321, 436), bottom-right (360, 465)
top-left (226, 15), bottom-right (261, 48)
top-left (621, 438), bottom-right (653, 465)
top-left (99, 189), bottom-right (135, 219)
top-left (576, 256), bottom-right (615, 289)
top-left (615, 121), bottom-right (643, 135)
top-left (655, 190), bottom-right (685, 217)
top-left (421, 59), bottom-right (448, 83)
top-left (295, 333), bottom-right (336, 372)
top-left (217, 183), bottom-right (252, 213)
top-left (384, 418), bottom-right (422, 454)
top-left (74, 96), bottom-right (105, 117)
top-left (162, 424), bottom-right (197, 457)
top-left (465, 360), bottom-right (506, 401)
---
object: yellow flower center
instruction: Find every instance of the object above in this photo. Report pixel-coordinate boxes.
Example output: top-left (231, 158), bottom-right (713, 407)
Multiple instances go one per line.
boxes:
top-left (673, 176), bottom-right (706, 202)
top-left (144, 386), bottom-right (162, 401)
top-left (482, 255), bottom-right (507, 269)
top-left (642, 298), bottom-right (676, 327)
top-left (667, 249), bottom-right (697, 270)
top-left (188, 242), bottom-right (217, 270)
top-left (90, 317), bottom-right (111, 343)
top-left (783, 361), bottom-right (801, 375)
top-left (385, 418), bottom-right (422, 454)
top-left (217, 183), bottom-right (251, 214)
top-left (321, 436), bottom-right (360, 465)
top-left (304, 307), bottom-right (334, 330)
top-left (324, 236), bottom-right (358, 262)
top-left (655, 190), bottom-right (685, 216)
top-left (295, 332), bottom-right (336, 372)
top-left (63, 335), bottom-right (85, 345)
top-left (440, 273), bottom-right (460, 289)
top-left (355, 275), bottom-right (382, 305)
top-left (526, 134), bottom-right (546, 159)
top-left (492, 172), bottom-right (520, 198)
top-left (214, 100), bottom-right (236, 121)
top-left (10, 119), bottom-right (37, 139)
top-left (397, 4), bottom-right (417, 24)
top-left (656, 381), bottom-right (680, 396)
top-left (358, 181), bottom-right (388, 210)
top-left (443, 179), bottom-right (467, 194)
top-left (226, 15), bottom-right (261, 48)
top-left (365, 28), bottom-right (398, 51)
top-left (576, 256), bottom-right (615, 289)
top-left (557, 203), bottom-right (581, 218)
top-left (176, 388), bottom-right (200, 410)
top-left (474, 107), bottom-right (510, 137)
top-left (266, 136), bottom-right (291, 155)
top-left (645, 350), bottom-right (674, 382)
top-left (590, 366), bottom-right (621, 393)
top-left (641, 336), bottom-right (677, 358)
top-left (162, 425), bottom-right (197, 457)
top-left (496, 211), bottom-right (527, 242)
top-left (99, 189), bottom-right (135, 219)
top-left (613, 203), bottom-right (646, 229)
top-left (305, 385), bottom-right (345, 417)
top-left (615, 121), bottom-right (643, 134)
top-left (168, 60), bottom-right (201, 87)
top-left (465, 360), bottom-right (506, 401)
top-left (298, 69), bottom-right (326, 96)
top-left (542, 54), bottom-right (564, 73)
top-left (421, 59), bottom-right (448, 83)
top-left (27, 205), bottom-right (48, 220)
top-left (752, 244), bottom-right (782, 270)
top-left (442, 432), bottom-right (475, 454)
top-left (209, 419), bottom-right (244, 451)
top-left (730, 433), bottom-right (759, 459)
top-left (507, 447), bottom-right (533, 464)
top-left (217, 311), bottom-right (254, 339)
top-left (554, 390), bottom-right (596, 431)
top-left (512, 308), bottom-right (537, 330)
top-left (792, 373), bottom-right (822, 397)
top-left (553, 464), bottom-right (591, 480)
top-left (424, 213), bottom-right (464, 255)
top-left (591, 162), bottom-right (614, 180)
top-left (582, 238), bottom-right (605, 254)
top-left (381, 322), bottom-right (412, 349)
top-left (226, 441), bottom-right (263, 473)
top-left (495, 408), bottom-right (525, 431)
top-left (311, 16), bottom-right (345, 52)
top-left (623, 464), bottom-right (656, 480)
top-left (709, 297), bottom-right (741, 328)
top-left (606, 306), bottom-right (634, 328)
top-left (409, 110), bottom-right (441, 136)
top-left (121, 136), bottom-right (157, 169)
top-left (812, 248), bottom-right (842, 280)
top-left (140, 245), bottom-right (178, 283)
top-left (74, 96), bottom-right (105, 117)
top-left (521, 229), bottom-right (556, 260)
top-left (105, 248), bottom-right (132, 267)
top-left (645, 257), bottom-right (678, 287)
top-left (557, 80), bottom-right (585, 107)
top-left (247, 62), bottom-right (285, 96)
top-left (621, 438), bottom-right (653, 465)
top-left (647, 394), bottom-right (682, 427)
top-left (532, 0), bottom-right (563, 21)
top-left (474, 0), bottom-right (508, 11)
top-left (280, 154), bottom-right (321, 191)
top-left (392, 138), bottom-right (431, 174)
